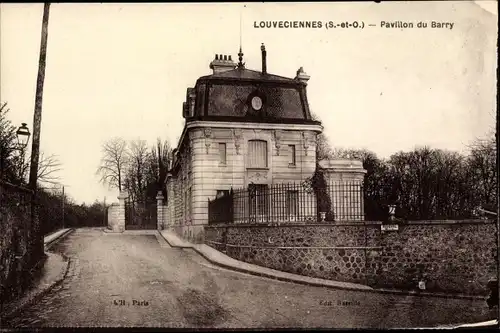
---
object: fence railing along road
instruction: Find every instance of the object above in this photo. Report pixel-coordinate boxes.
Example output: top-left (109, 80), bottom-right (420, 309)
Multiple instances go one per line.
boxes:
top-left (209, 181), bottom-right (365, 224)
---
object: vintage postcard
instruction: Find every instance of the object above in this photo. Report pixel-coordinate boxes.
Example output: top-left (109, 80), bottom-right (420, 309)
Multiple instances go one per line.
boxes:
top-left (0, 1), bottom-right (498, 330)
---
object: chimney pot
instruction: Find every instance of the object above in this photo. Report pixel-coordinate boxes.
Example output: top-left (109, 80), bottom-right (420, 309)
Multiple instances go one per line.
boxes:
top-left (210, 52), bottom-right (237, 74)
top-left (295, 66), bottom-right (310, 84)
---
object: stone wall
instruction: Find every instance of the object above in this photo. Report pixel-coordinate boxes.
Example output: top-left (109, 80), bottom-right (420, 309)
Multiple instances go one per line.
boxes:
top-left (205, 220), bottom-right (497, 295)
top-left (0, 181), bottom-right (40, 303)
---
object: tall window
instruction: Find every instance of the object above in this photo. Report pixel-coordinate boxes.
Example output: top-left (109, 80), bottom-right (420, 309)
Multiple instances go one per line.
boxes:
top-left (248, 140), bottom-right (268, 168)
top-left (219, 143), bottom-right (227, 165)
top-left (288, 145), bottom-right (296, 166)
top-left (286, 190), bottom-right (299, 220)
top-left (248, 184), bottom-right (269, 222)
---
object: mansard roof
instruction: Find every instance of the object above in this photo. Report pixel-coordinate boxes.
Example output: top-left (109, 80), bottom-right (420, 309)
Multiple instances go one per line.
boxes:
top-left (197, 67), bottom-right (301, 85)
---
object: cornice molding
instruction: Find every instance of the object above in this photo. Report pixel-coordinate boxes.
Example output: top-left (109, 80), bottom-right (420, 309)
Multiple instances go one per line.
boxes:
top-left (172, 120), bottom-right (323, 167)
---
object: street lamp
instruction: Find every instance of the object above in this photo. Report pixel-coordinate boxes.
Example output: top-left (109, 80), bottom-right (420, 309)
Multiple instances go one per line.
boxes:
top-left (16, 123), bottom-right (30, 180)
top-left (16, 123), bottom-right (31, 149)
top-left (0, 123), bottom-right (31, 179)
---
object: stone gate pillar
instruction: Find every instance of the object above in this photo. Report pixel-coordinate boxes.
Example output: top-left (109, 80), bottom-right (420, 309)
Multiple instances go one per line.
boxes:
top-left (318, 159), bottom-right (367, 222)
top-left (106, 203), bottom-right (120, 232)
top-left (116, 192), bottom-right (128, 232)
top-left (156, 192), bottom-right (164, 230)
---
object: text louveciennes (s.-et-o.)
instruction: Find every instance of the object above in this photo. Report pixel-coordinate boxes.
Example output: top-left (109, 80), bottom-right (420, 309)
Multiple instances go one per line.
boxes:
top-left (253, 20), bottom-right (455, 30)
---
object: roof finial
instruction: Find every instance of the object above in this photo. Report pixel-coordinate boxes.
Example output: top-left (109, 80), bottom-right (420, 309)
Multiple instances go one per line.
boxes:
top-left (238, 46), bottom-right (245, 69)
top-left (238, 5), bottom-right (245, 69)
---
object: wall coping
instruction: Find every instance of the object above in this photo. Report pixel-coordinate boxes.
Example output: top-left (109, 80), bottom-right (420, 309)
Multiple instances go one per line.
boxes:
top-left (402, 219), bottom-right (495, 225)
top-left (205, 222), bottom-right (383, 228)
top-left (205, 219), bottom-right (495, 228)
top-left (206, 240), bottom-right (382, 250)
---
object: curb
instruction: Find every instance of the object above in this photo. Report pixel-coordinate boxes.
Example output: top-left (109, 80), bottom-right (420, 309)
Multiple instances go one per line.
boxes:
top-left (158, 231), bottom-right (487, 301)
top-left (44, 228), bottom-right (75, 250)
top-left (0, 252), bottom-right (71, 322)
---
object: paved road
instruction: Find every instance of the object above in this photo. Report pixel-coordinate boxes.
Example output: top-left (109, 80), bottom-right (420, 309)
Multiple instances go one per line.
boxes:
top-left (3, 228), bottom-right (493, 329)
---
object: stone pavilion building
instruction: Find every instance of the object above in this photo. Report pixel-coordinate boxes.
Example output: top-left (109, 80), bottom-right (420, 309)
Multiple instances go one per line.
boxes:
top-left (162, 44), bottom-right (366, 242)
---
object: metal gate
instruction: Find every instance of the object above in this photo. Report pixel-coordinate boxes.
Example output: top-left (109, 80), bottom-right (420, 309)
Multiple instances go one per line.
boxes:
top-left (124, 200), bottom-right (157, 230)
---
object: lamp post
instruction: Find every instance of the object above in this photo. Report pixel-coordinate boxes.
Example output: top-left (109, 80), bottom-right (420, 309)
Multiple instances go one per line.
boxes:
top-left (16, 123), bottom-right (31, 180)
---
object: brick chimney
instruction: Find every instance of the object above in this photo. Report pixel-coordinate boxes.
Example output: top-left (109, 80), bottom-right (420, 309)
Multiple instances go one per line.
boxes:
top-left (209, 54), bottom-right (236, 74)
top-left (295, 67), bottom-right (310, 84)
top-left (261, 43), bottom-right (267, 74)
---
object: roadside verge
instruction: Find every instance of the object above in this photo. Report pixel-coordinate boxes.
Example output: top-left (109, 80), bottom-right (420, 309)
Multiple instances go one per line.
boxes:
top-left (1, 228), bottom-right (74, 322)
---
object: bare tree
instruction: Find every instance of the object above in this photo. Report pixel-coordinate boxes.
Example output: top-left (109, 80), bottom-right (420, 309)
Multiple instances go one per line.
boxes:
top-left (123, 138), bottom-right (173, 204)
top-left (96, 138), bottom-right (128, 192)
top-left (466, 134), bottom-right (497, 209)
top-left (151, 138), bottom-right (172, 202)
top-left (17, 151), bottom-right (62, 185)
top-left (36, 152), bottom-right (62, 186)
top-left (124, 139), bottom-right (150, 204)
top-left (0, 102), bottom-right (17, 180)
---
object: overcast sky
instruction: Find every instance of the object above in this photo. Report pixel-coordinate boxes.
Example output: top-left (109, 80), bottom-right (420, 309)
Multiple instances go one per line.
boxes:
top-left (0, 2), bottom-right (497, 204)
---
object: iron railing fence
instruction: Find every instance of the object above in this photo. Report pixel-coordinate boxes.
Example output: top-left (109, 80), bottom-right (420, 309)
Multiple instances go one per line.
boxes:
top-left (208, 181), bottom-right (365, 225)
top-left (208, 180), bottom-right (484, 224)
top-left (124, 199), bottom-right (157, 230)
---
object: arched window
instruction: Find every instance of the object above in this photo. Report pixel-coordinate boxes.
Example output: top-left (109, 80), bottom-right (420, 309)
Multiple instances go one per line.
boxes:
top-left (247, 140), bottom-right (268, 168)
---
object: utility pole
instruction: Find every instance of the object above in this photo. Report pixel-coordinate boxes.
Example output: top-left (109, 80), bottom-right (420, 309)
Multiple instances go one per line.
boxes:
top-left (29, 2), bottom-right (51, 262)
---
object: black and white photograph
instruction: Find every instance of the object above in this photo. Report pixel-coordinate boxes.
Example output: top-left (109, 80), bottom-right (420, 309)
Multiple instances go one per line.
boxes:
top-left (0, 1), bottom-right (498, 329)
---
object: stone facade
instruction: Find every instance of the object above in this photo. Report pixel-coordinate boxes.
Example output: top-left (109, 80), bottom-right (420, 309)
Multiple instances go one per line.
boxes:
top-left (161, 45), bottom-right (368, 243)
top-left (163, 121), bottom-right (322, 242)
top-left (205, 220), bottom-right (498, 295)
